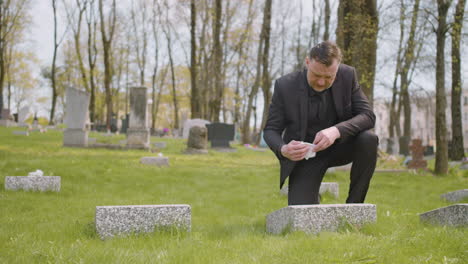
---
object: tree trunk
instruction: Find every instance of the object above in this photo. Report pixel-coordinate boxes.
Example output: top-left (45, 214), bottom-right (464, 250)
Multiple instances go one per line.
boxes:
top-left (258, 0), bottom-right (272, 145)
top-left (450, 0), bottom-right (466, 160)
top-left (323, 0), bottom-right (330, 41)
top-left (49, 0), bottom-right (59, 125)
top-left (434, 0), bottom-right (451, 175)
top-left (211, 0), bottom-right (222, 122)
top-left (165, 30), bottom-right (179, 130)
top-left (336, 0), bottom-right (379, 105)
top-left (387, 0), bottom-right (406, 154)
top-left (190, 0), bottom-right (200, 118)
top-left (98, 0), bottom-right (116, 132)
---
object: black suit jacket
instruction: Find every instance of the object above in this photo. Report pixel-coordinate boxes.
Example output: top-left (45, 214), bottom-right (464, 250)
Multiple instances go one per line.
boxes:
top-left (263, 64), bottom-right (376, 188)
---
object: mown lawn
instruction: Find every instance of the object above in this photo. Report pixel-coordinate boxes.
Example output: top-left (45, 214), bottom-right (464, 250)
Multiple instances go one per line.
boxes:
top-left (0, 127), bottom-right (467, 263)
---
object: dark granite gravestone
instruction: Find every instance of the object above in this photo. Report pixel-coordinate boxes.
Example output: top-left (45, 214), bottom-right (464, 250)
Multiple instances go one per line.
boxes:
top-left (407, 139), bottom-right (427, 169)
top-left (1, 108), bottom-right (11, 119)
top-left (424, 145), bottom-right (434, 156)
top-left (206, 123), bottom-right (235, 148)
top-left (399, 136), bottom-right (410, 156)
top-left (120, 114), bottom-right (129, 134)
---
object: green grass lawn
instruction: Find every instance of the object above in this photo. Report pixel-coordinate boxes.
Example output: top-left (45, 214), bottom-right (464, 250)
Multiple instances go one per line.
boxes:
top-left (1, 127), bottom-right (467, 263)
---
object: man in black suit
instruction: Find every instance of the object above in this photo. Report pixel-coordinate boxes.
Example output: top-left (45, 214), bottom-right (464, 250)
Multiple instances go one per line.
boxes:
top-left (263, 41), bottom-right (378, 205)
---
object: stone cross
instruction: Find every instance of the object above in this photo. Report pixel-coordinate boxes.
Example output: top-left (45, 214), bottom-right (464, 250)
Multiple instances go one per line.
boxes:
top-left (407, 139), bottom-right (427, 169)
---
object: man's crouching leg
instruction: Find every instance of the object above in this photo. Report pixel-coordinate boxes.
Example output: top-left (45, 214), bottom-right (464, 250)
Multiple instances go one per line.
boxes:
top-left (346, 130), bottom-right (379, 203)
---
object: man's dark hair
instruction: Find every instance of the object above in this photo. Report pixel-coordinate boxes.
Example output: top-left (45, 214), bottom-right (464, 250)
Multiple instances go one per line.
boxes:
top-left (308, 41), bottom-right (342, 66)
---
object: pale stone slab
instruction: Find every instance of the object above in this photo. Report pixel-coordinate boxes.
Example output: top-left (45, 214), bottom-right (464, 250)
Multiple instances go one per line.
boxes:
top-left (129, 87), bottom-right (148, 129)
top-left (63, 129), bottom-right (88, 147)
top-left (88, 137), bottom-right (97, 145)
top-left (5, 176), bottom-right (61, 192)
top-left (13, 130), bottom-right (28, 136)
top-left (64, 87), bottom-right (90, 129)
top-left (140, 156), bottom-right (169, 167)
top-left (420, 204), bottom-right (467, 227)
top-left (127, 128), bottom-right (150, 149)
top-left (266, 204), bottom-right (377, 234)
top-left (280, 182), bottom-right (339, 198)
top-left (95, 205), bottom-right (191, 240)
top-left (182, 119), bottom-right (210, 139)
top-left (0, 120), bottom-right (17, 127)
top-left (18, 106), bottom-right (30, 123)
top-left (441, 189), bottom-right (468, 202)
top-left (153, 142), bottom-right (167, 149)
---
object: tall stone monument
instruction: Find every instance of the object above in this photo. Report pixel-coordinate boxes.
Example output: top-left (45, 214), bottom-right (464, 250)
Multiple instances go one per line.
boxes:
top-left (127, 87), bottom-right (150, 149)
top-left (63, 87), bottom-right (90, 147)
top-left (407, 139), bottom-right (427, 169)
top-left (18, 106), bottom-right (31, 126)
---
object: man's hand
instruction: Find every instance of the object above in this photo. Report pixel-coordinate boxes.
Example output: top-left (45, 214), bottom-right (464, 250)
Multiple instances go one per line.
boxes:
top-left (280, 140), bottom-right (309, 161)
top-left (313, 126), bottom-right (340, 152)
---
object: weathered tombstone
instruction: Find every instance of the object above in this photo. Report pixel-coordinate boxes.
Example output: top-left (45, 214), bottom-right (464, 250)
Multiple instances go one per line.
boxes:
top-left (399, 136), bottom-right (410, 156)
top-left (153, 142), bottom-right (167, 149)
top-left (18, 106), bottom-right (30, 126)
top-left (140, 156), bottom-right (169, 167)
top-left (5, 170), bottom-right (61, 192)
top-left (0, 108), bottom-right (16, 127)
top-left (126, 87), bottom-right (150, 149)
top-left (182, 119), bottom-right (210, 139)
top-left (206, 123), bottom-right (235, 148)
top-left (420, 204), bottom-right (467, 227)
top-left (407, 139), bottom-right (427, 169)
top-left (424, 145), bottom-right (434, 156)
top-left (63, 87), bottom-right (90, 147)
top-left (266, 204), bottom-right (377, 234)
top-left (1, 108), bottom-right (10, 119)
top-left (13, 130), bottom-right (29, 136)
top-left (280, 182), bottom-right (339, 198)
top-left (185, 126), bottom-right (208, 154)
top-left (95, 204), bottom-right (191, 240)
top-left (441, 189), bottom-right (468, 202)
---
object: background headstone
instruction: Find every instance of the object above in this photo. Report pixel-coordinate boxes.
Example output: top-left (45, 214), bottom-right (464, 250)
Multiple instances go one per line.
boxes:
top-left (420, 204), bottom-right (467, 227)
top-left (182, 119), bottom-right (210, 139)
top-left (407, 139), bottom-right (427, 169)
top-left (18, 106), bottom-right (30, 126)
top-left (266, 204), bottom-right (377, 234)
top-left (206, 123), bottom-right (235, 148)
top-left (280, 182), bottom-right (339, 198)
top-left (95, 204), bottom-right (191, 240)
top-left (140, 156), bottom-right (169, 167)
top-left (63, 87), bottom-right (90, 147)
top-left (441, 189), bottom-right (468, 202)
top-left (126, 87), bottom-right (150, 149)
top-left (185, 126), bottom-right (208, 154)
top-left (5, 176), bottom-right (61, 192)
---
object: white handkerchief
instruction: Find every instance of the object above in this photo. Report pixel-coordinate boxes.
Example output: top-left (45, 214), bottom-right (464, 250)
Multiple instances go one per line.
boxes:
top-left (301, 142), bottom-right (316, 160)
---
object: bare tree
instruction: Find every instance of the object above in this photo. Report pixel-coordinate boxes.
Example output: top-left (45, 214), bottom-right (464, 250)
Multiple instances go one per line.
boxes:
top-left (130, 0), bottom-right (148, 86)
top-left (0, 0), bottom-right (30, 117)
top-left (86, 0), bottom-right (98, 124)
top-left (434, 0), bottom-right (451, 174)
top-left (400, 0), bottom-right (421, 155)
top-left (259, 0), bottom-right (273, 144)
top-left (49, 0), bottom-right (68, 125)
top-left (323, 0), bottom-right (331, 41)
top-left (98, 0), bottom-right (117, 132)
top-left (449, 0), bottom-right (466, 160)
top-left (211, 0), bottom-right (222, 122)
top-left (242, 0), bottom-right (271, 144)
top-left (189, 0), bottom-right (200, 118)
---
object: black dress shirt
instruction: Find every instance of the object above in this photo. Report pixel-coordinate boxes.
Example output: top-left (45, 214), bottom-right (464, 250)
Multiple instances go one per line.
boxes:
top-left (304, 72), bottom-right (337, 143)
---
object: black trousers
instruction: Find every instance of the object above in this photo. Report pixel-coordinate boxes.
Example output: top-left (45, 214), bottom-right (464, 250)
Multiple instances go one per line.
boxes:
top-left (288, 130), bottom-right (378, 205)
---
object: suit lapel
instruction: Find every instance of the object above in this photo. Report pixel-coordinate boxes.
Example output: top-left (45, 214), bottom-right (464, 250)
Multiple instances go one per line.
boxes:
top-left (330, 66), bottom-right (343, 119)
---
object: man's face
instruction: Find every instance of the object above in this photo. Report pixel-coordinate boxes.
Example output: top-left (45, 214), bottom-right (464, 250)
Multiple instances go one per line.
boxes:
top-left (305, 57), bottom-right (339, 92)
